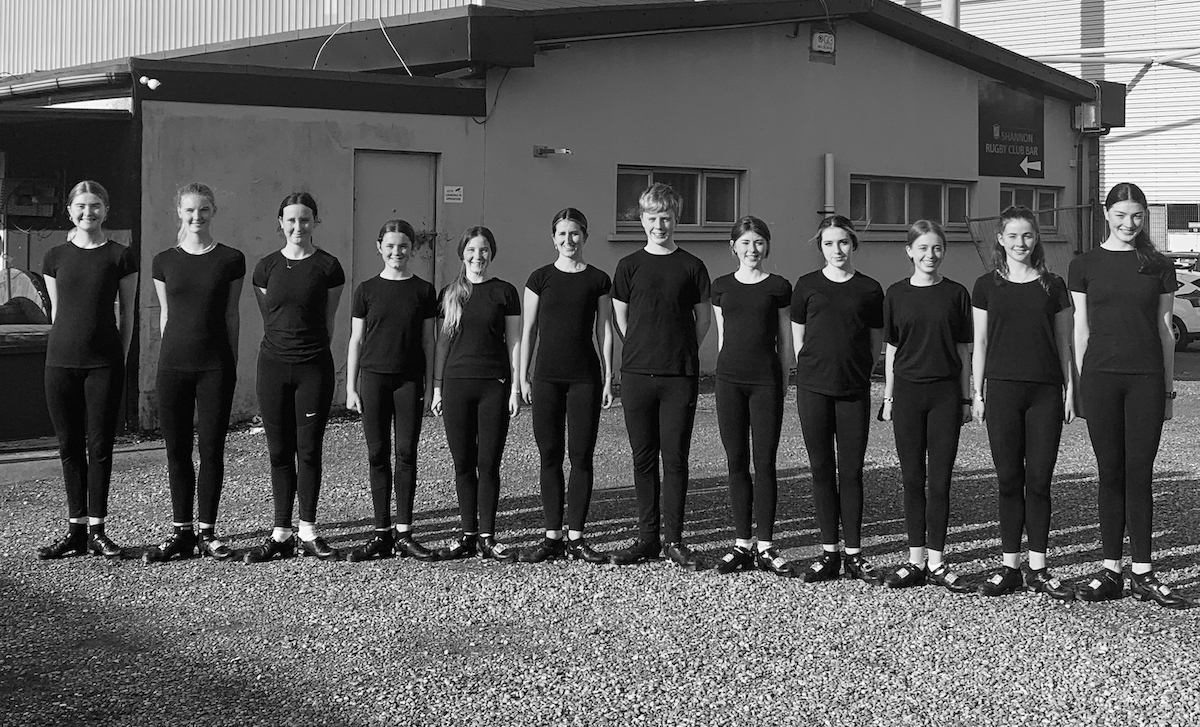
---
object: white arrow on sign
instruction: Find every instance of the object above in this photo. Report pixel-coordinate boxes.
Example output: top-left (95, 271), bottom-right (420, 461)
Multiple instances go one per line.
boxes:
top-left (1020, 156), bottom-right (1043, 175)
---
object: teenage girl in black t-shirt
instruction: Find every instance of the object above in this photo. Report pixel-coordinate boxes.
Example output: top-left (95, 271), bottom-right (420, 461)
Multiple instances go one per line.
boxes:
top-left (517, 208), bottom-right (614, 564)
top-left (345, 219), bottom-right (438, 563)
top-left (881, 220), bottom-right (973, 593)
top-left (1069, 183), bottom-right (1187, 609)
top-left (244, 192), bottom-right (345, 563)
top-left (709, 216), bottom-right (794, 578)
top-left (972, 206), bottom-right (1074, 600)
top-left (791, 216), bottom-right (886, 585)
top-left (37, 180), bottom-right (137, 561)
top-left (145, 183), bottom-right (245, 563)
top-left (431, 227), bottom-right (523, 563)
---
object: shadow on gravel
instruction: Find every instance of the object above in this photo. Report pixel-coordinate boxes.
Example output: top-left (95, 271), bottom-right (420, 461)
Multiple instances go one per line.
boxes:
top-left (0, 576), bottom-right (362, 727)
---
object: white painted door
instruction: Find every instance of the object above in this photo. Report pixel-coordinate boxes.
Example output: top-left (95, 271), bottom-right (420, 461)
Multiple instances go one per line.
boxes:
top-left (352, 151), bottom-right (438, 293)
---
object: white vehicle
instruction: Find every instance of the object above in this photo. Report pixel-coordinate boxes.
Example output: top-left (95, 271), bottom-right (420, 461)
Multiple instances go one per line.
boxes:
top-left (1173, 270), bottom-right (1200, 351)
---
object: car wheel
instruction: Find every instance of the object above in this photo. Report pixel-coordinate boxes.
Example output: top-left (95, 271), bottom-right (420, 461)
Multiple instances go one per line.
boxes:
top-left (1173, 316), bottom-right (1190, 351)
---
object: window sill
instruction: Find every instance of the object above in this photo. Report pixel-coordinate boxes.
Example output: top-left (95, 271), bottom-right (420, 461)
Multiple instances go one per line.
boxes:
top-left (607, 230), bottom-right (734, 244)
top-left (856, 228), bottom-right (975, 244)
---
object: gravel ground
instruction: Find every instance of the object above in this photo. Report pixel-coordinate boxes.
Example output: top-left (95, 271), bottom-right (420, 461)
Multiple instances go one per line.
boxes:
top-left (3, 354), bottom-right (1200, 726)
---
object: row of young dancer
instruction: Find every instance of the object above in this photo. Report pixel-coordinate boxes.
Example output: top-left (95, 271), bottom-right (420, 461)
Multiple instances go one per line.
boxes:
top-left (33, 179), bottom-right (1187, 609)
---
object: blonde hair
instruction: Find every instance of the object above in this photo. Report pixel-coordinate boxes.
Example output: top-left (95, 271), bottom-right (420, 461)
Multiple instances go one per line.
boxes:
top-left (440, 226), bottom-right (497, 337)
top-left (175, 182), bottom-right (217, 243)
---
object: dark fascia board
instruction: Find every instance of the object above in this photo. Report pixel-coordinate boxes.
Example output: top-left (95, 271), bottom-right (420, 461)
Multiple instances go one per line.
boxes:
top-left (128, 57), bottom-right (486, 116)
top-left (0, 108), bottom-right (130, 122)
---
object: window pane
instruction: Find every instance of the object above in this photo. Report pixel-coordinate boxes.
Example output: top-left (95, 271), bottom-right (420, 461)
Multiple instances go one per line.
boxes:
top-left (653, 172), bottom-right (699, 224)
top-left (1166, 204), bottom-right (1200, 230)
top-left (1037, 190), bottom-right (1057, 212)
top-left (869, 180), bottom-right (905, 224)
top-left (616, 172), bottom-right (649, 222)
top-left (1014, 188), bottom-right (1034, 209)
top-left (910, 182), bottom-right (942, 223)
top-left (705, 176), bottom-right (737, 224)
top-left (1000, 189), bottom-right (1014, 210)
top-left (850, 182), bottom-right (867, 221)
top-left (1038, 209), bottom-right (1056, 228)
top-left (947, 187), bottom-right (968, 224)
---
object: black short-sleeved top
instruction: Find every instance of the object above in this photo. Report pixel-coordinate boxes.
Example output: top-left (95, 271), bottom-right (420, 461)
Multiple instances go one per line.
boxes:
top-left (42, 241), bottom-right (138, 368)
top-left (1068, 247), bottom-right (1175, 375)
top-left (153, 244), bottom-right (246, 372)
top-left (612, 248), bottom-right (711, 376)
top-left (351, 274), bottom-right (438, 379)
top-left (526, 264), bottom-right (612, 383)
top-left (972, 272), bottom-right (1070, 384)
top-left (791, 270), bottom-right (885, 396)
top-left (252, 249), bottom-right (345, 363)
top-left (440, 278), bottom-right (521, 380)
top-left (883, 277), bottom-right (972, 384)
top-left (712, 273), bottom-right (792, 385)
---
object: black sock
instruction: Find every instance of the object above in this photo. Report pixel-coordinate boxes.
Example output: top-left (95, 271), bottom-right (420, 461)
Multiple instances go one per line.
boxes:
top-left (87, 523), bottom-right (105, 536)
top-left (68, 522), bottom-right (86, 536)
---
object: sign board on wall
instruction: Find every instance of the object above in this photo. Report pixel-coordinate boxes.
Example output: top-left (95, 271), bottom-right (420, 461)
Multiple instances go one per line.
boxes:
top-left (979, 81), bottom-right (1045, 179)
top-left (443, 186), bottom-right (463, 203)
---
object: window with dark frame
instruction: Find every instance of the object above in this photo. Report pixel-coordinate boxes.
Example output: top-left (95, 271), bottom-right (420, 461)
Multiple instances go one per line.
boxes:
top-left (1166, 203), bottom-right (1200, 230)
top-left (849, 177), bottom-right (971, 228)
top-left (1000, 185), bottom-right (1059, 229)
top-left (616, 166), bottom-right (742, 229)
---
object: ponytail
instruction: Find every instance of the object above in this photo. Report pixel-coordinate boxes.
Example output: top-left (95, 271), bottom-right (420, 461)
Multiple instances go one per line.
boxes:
top-left (440, 226), bottom-right (498, 337)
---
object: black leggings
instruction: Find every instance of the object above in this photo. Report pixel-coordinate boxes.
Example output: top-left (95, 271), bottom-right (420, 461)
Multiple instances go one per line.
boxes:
top-left (44, 364), bottom-right (124, 519)
top-left (797, 386), bottom-right (870, 549)
top-left (359, 372), bottom-right (424, 529)
top-left (532, 377), bottom-right (602, 532)
top-left (1081, 369), bottom-right (1165, 562)
top-left (891, 377), bottom-right (962, 551)
top-left (984, 379), bottom-right (1062, 554)
top-left (715, 379), bottom-right (783, 541)
top-left (442, 377), bottom-right (510, 534)
top-left (256, 349), bottom-right (335, 527)
top-left (621, 373), bottom-right (698, 544)
top-left (157, 366), bottom-right (237, 524)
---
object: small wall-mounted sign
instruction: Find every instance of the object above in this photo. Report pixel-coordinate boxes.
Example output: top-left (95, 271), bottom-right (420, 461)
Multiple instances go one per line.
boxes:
top-left (810, 26), bottom-right (836, 64)
top-left (443, 186), bottom-right (463, 204)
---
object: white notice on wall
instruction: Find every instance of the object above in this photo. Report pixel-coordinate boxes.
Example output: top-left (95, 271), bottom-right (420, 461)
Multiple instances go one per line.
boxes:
top-left (444, 186), bottom-right (464, 204)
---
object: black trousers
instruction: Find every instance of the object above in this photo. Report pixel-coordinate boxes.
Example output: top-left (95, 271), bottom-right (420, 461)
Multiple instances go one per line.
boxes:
top-left (531, 377), bottom-right (602, 532)
top-left (1081, 369), bottom-right (1165, 562)
top-left (157, 366), bottom-right (237, 524)
top-left (620, 373), bottom-right (698, 544)
top-left (715, 379), bottom-right (783, 541)
top-left (797, 386), bottom-right (871, 549)
top-left (44, 364), bottom-right (124, 519)
top-left (984, 379), bottom-right (1062, 554)
top-left (442, 377), bottom-right (510, 534)
top-left (256, 349), bottom-right (334, 527)
top-left (891, 377), bottom-right (962, 551)
top-left (360, 372), bottom-right (424, 529)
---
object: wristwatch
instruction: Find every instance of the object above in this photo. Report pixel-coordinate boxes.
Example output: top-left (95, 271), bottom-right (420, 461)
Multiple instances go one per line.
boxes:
top-left (1166, 391), bottom-right (1177, 399)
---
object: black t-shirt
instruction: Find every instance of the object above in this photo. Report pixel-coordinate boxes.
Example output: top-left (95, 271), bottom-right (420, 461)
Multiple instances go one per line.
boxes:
top-left (42, 241), bottom-right (138, 368)
top-left (712, 273), bottom-right (792, 385)
top-left (612, 248), bottom-right (711, 376)
top-left (972, 272), bottom-right (1069, 384)
top-left (791, 270), bottom-right (885, 396)
top-left (252, 249), bottom-right (345, 363)
top-left (351, 274), bottom-right (438, 379)
top-left (1068, 247), bottom-right (1175, 375)
top-left (526, 264), bottom-right (612, 383)
top-left (883, 278), bottom-right (972, 384)
top-left (152, 244), bottom-right (246, 372)
top-left (440, 278), bottom-right (522, 380)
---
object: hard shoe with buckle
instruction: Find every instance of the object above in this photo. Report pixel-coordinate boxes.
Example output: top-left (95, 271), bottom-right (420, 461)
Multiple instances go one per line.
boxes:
top-left (143, 530), bottom-right (198, 563)
top-left (478, 535), bottom-right (517, 563)
top-left (87, 531), bottom-right (124, 560)
top-left (437, 533), bottom-right (477, 561)
top-left (1025, 567), bottom-right (1074, 601)
top-left (755, 547), bottom-right (796, 578)
top-left (243, 536), bottom-right (296, 564)
top-left (394, 533), bottom-right (438, 561)
top-left (1129, 570), bottom-right (1191, 610)
top-left (1077, 568), bottom-right (1123, 602)
top-left (884, 562), bottom-right (926, 589)
top-left (565, 537), bottom-right (608, 564)
top-left (346, 531), bottom-right (394, 563)
top-left (196, 530), bottom-right (235, 561)
top-left (715, 546), bottom-right (756, 575)
top-left (298, 536), bottom-right (340, 561)
top-left (663, 541), bottom-right (704, 571)
top-left (802, 550), bottom-right (842, 583)
top-left (843, 553), bottom-right (884, 585)
top-left (607, 538), bottom-right (661, 566)
top-left (926, 563), bottom-right (971, 593)
top-left (978, 565), bottom-right (1022, 597)
top-left (36, 529), bottom-right (88, 560)
top-left (518, 537), bottom-right (567, 563)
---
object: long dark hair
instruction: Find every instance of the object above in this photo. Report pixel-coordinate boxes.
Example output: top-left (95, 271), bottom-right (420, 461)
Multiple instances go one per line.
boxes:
top-left (1105, 182), bottom-right (1166, 275)
top-left (377, 218), bottom-right (416, 244)
top-left (440, 226), bottom-right (497, 337)
top-left (993, 206), bottom-right (1051, 293)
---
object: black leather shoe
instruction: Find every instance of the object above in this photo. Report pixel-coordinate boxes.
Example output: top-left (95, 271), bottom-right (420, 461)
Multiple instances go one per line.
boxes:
top-left (243, 536), bottom-right (296, 564)
top-left (143, 530), bottom-right (198, 563)
top-left (607, 538), bottom-right (661, 566)
top-left (714, 546), bottom-right (755, 575)
top-left (884, 562), bottom-right (926, 588)
top-left (298, 536), bottom-right (340, 561)
top-left (926, 563), bottom-right (971, 593)
top-left (802, 551), bottom-right (842, 583)
top-left (36, 530), bottom-right (87, 560)
top-left (663, 541), bottom-right (704, 571)
top-left (518, 538), bottom-right (567, 563)
top-left (979, 566), bottom-right (1022, 596)
top-left (1077, 568), bottom-right (1124, 602)
top-left (843, 553), bottom-right (883, 585)
top-left (565, 537), bottom-right (607, 564)
top-left (756, 547), bottom-right (796, 578)
top-left (437, 533), bottom-right (477, 561)
top-left (1129, 570), bottom-right (1191, 610)
top-left (87, 532), bottom-right (124, 559)
top-left (197, 530), bottom-right (235, 561)
top-left (1026, 568), bottom-right (1074, 601)
top-left (394, 533), bottom-right (438, 561)
top-left (347, 531), bottom-right (394, 563)
top-left (478, 535), bottom-right (517, 563)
